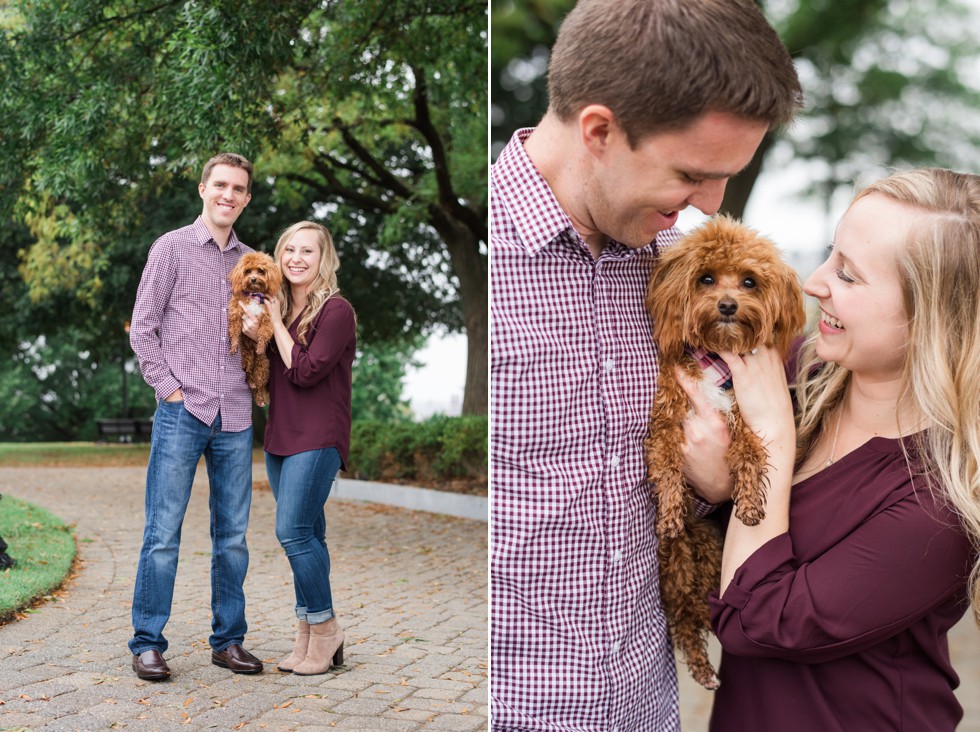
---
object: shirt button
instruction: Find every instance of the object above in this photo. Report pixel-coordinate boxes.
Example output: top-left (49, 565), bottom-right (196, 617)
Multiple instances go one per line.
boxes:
top-left (604, 358), bottom-right (615, 372)
top-left (609, 455), bottom-right (621, 468)
top-left (611, 550), bottom-right (622, 563)
top-left (611, 640), bottom-right (620, 655)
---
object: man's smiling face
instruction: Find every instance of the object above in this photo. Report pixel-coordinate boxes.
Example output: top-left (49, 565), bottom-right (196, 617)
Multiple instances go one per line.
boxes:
top-left (199, 164), bottom-right (251, 232)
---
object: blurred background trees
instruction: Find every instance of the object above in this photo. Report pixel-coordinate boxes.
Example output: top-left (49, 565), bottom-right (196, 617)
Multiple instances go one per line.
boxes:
top-left (0, 0), bottom-right (487, 441)
top-left (492, 0), bottom-right (980, 226)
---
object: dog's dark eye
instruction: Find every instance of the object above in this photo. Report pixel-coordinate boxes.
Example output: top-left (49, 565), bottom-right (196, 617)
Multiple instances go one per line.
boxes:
top-left (699, 275), bottom-right (714, 286)
top-left (742, 277), bottom-right (756, 289)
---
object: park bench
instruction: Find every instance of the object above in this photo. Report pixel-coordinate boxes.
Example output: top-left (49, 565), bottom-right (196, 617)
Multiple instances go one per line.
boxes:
top-left (96, 417), bottom-right (154, 443)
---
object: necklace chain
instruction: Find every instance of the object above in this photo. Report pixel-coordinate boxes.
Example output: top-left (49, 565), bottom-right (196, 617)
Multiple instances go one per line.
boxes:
top-left (826, 407), bottom-right (844, 467)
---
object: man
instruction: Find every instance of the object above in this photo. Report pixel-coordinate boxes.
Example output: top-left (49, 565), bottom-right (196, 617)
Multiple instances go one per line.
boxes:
top-left (490, 0), bottom-right (803, 729)
top-left (128, 152), bottom-right (263, 680)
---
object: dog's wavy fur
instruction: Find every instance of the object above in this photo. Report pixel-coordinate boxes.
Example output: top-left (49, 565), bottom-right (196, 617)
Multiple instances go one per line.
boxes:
top-left (646, 215), bottom-right (805, 689)
top-left (228, 251), bottom-right (282, 407)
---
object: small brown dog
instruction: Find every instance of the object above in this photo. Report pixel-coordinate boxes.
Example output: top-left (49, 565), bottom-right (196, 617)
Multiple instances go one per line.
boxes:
top-left (228, 251), bottom-right (282, 407)
top-left (645, 215), bottom-right (805, 689)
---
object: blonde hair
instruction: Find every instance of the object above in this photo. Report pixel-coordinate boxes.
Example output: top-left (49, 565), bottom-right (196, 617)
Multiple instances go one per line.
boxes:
top-left (273, 221), bottom-right (342, 345)
top-left (795, 168), bottom-right (980, 622)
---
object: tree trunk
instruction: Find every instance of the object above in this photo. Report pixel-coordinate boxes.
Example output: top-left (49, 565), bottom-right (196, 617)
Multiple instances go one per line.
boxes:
top-left (720, 132), bottom-right (774, 220)
top-left (429, 208), bottom-right (488, 416)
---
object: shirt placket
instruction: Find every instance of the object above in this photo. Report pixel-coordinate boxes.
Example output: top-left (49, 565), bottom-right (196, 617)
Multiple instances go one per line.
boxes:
top-left (593, 253), bottom-right (632, 730)
top-left (217, 248), bottom-right (235, 417)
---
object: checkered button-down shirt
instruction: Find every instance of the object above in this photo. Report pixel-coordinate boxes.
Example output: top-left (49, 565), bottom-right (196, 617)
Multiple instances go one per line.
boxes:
top-left (130, 217), bottom-right (254, 432)
top-left (491, 129), bottom-right (730, 732)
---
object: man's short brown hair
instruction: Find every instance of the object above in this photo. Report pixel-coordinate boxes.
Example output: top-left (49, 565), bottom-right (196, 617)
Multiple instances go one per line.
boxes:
top-left (547, 0), bottom-right (803, 145)
top-left (201, 152), bottom-right (254, 193)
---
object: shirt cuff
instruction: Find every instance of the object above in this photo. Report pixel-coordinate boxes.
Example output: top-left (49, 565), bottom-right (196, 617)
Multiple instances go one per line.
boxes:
top-left (154, 377), bottom-right (182, 403)
top-left (709, 533), bottom-right (794, 611)
top-left (693, 495), bottom-right (718, 519)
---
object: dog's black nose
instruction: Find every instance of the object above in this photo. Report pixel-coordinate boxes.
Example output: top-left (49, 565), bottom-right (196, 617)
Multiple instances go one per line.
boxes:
top-left (718, 299), bottom-right (738, 317)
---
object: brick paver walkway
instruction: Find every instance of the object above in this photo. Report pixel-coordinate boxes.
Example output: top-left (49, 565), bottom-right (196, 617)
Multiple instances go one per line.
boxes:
top-left (0, 465), bottom-right (488, 731)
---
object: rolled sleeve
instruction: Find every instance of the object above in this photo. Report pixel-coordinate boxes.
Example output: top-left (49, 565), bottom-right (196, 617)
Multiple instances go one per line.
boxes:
top-left (285, 300), bottom-right (356, 388)
top-left (709, 496), bottom-right (971, 664)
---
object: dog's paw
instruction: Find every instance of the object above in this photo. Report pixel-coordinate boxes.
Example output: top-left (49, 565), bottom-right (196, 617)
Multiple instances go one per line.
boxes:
top-left (700, 673), bottom-right (721, 691)
top-left (689, 660), bottom-right (721, 690)
top-left (656, 513), bottom-right (685, 541)
top-left (734, 501), bottom-right (766, 526)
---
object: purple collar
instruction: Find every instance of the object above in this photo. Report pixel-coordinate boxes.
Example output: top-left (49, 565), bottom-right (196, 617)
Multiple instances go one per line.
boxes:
top-left (249, 292), bottom-right (266, 304)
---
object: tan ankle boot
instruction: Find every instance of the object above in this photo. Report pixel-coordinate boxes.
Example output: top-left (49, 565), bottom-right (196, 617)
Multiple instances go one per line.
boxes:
top-left (277, 619), bottom-right (310, 672)
top-left (292, 618), bottom-right (344, 676)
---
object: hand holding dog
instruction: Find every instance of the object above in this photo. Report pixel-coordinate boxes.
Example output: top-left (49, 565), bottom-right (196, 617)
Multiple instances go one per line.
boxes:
top-left (716, 345), bottom-right (795, 594)
top-left (675, 367), bottom-right (734, 505)
top-left (241, 296), bottom-right (282, 341)
top-left (717, 346), bottom-right (795, 465)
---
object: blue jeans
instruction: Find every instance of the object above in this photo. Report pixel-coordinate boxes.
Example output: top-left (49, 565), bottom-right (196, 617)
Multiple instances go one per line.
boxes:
top-left (129, 400), bottom-right (253, 655)
top-left (265, 447), bottom-right (341, 624)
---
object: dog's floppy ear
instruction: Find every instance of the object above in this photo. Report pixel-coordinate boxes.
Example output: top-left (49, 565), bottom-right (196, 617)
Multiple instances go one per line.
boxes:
top-left (229, 256), bottom-right (247, 284)
top-left (647, 247), bottom-right (694, 362)
top-left (770, 259), bottom-right (807, 359)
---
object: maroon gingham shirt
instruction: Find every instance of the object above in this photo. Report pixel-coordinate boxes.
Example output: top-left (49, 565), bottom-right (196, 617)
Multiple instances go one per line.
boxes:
top-left (130, 216), bottom-right (254, 432)
top-left (490, 129), bottom-right (729, 731)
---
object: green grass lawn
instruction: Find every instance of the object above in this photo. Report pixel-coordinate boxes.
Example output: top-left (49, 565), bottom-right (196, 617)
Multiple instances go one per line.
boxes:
top-left (0, 494), bottom-right (76, 622)
top-left (0, 442), bottom-right (265, 467)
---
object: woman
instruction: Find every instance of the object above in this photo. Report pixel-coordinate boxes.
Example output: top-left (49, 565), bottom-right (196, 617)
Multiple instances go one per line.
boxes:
top-left (708, 169), bottom-right (978, 730)
top-left (243, 221), bottom-right (356, 676)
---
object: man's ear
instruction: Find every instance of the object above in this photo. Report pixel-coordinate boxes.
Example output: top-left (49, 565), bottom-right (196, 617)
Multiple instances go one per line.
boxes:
top-left (578, 104), bottom-right (619, 159)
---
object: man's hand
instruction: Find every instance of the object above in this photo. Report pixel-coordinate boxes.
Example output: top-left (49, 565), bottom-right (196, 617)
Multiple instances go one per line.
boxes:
top-left (165, 388), bottom-right (183, 403)
top-left (676, 367), bottom-right (733, 504)
top-left (241, 305), bottom-right (260, 341)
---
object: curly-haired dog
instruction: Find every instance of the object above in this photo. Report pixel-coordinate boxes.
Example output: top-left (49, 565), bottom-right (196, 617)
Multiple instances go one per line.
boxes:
top-left (228, 251), bottom-right (282, 407)
top-left (646, 215), bottom-right (805, 689)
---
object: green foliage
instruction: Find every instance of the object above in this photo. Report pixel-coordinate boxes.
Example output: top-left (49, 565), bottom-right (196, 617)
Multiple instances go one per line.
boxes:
top-left (351, 337), bottom-right (423, 422)
top-left (491, 0), bottom-right (980, 215)
top-left (347, 415), bottom-right (487, 485)
top-left (773, 0), bottom-right (980, 196)
top-left (490, 0), bottom-right (574, 151)
top-left (0, 0), bottom-right (488, 413)
top-left (0, 494), bottom-right (76, 621)
top-left (0, 336), bottom-right (155, 442)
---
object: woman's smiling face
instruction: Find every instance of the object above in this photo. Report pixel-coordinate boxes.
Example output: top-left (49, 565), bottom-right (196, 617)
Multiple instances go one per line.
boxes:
top-left (804, 193), bottom-right (914, 381)
top-left (279, 228), bottom-right (322, 294)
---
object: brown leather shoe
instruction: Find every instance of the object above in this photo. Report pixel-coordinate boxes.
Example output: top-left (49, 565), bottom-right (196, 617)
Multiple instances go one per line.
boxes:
top-left (211, 644), bottom-right (263, 674)
top-left (132, 650), bottom-right (170, 681)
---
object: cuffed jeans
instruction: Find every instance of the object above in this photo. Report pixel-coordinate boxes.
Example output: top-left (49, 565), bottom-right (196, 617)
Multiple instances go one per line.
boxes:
top-left (129, 400), bottom-right (253, 655)
top-left (265, 447), bottom-right (341, 624)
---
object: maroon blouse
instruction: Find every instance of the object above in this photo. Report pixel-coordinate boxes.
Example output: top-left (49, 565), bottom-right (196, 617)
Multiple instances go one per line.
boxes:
top-left (708, 436), bottom-right (973, 732)
top-left (264, 297), bottom-right (356, 466)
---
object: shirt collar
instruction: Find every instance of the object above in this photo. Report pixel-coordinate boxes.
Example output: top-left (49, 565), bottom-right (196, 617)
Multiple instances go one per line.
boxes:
top-left (192, 215), bottom-right (244, 251)
top-left (492, 127), bottom-right (672, 260)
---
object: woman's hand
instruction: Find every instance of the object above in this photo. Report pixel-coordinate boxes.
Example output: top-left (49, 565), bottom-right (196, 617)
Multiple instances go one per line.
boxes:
top-left (265, 296), bottom-right (283, 328)
top-left (716, 346), bottom-right (796, 593)
top-left (718, 347), bottom-right (795, 444)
